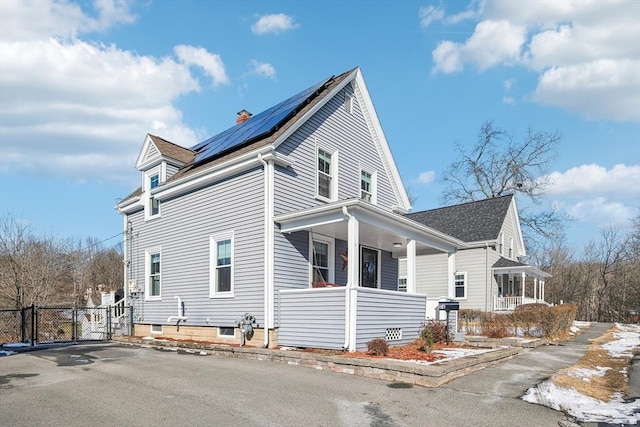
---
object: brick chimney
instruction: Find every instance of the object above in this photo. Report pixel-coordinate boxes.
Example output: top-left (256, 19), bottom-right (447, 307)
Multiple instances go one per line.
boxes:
top-left (236, 109), bottom-right (252, 124)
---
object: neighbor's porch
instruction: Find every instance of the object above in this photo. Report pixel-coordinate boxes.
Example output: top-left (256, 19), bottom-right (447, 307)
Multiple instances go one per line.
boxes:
top-left (274, 199), bottom-right (465, 351)
top-left (492, 258), bottom-right (552, 311)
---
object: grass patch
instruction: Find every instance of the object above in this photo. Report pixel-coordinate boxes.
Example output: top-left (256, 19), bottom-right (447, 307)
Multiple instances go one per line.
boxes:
top-left (551, 328), bottom-right (632, 402)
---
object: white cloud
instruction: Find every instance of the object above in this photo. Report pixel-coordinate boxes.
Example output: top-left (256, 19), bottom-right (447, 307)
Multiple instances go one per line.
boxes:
top-left (417, 170), bottom-right (436, 184)
top-left (0, 0), bottom-right (229, 184)
top-left (427, 0), bottom-right (640, 122)
top-left (562, 197), bottom-right (634, 226)
top-left (0, 0), bottom-right (135, 41)
top-left (545, 164), bottom-right (640, 228)
top-left (419, 2), bottom-right (481, 27)
top-left (419, 5), bottom-right (445, 28)
top-left (248, 60), bottom-right (276, 79)
top-left (533, 59), bottom-right (640, 122)
top-left (251, 14), bottom-right (299, 35)
top-left (174, 45), bottom-right (230, 86)
top-left (545, 164), bottom-right (640, 197)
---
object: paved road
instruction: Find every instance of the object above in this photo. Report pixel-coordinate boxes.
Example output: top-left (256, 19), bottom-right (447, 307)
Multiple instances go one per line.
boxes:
top-left (0, 324), bottom-right (616, 427)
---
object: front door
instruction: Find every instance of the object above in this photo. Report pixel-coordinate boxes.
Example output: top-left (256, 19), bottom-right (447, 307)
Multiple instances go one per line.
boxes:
top-left (361, 247), bottom-right (379, 288)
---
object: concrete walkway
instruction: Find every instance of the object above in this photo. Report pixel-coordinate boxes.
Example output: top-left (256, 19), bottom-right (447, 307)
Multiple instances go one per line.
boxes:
top-left (443, 322), bottom-right (614, 399)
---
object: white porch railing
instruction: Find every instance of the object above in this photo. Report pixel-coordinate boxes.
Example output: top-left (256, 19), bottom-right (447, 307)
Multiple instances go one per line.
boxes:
top-left (493, 296), bottom-right (523, 311)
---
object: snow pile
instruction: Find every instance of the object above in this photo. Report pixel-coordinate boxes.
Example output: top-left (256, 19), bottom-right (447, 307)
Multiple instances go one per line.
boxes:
top-left (523, 382), bottom-right (640, 424)
top-left (405, 348), bottom-right (493, 366)
top-left (603, 323), bottom-right (640, 358)
top-left (0, 350), bottom-right (17, 356)
top-left (523, 323), bottom-right (640, 424)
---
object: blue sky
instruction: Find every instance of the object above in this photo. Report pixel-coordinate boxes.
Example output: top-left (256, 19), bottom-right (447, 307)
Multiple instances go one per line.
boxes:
top-left (0, 0), bottom-right (638, 252)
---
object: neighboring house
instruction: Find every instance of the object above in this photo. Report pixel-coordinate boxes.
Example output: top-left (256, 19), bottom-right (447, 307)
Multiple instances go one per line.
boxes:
top-left (116, 67), bottom-right (466, 352)
top-left (401, 195), bottom-right (551, 313)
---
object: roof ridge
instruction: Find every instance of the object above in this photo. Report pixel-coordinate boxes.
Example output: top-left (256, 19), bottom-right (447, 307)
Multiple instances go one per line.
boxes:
top-left (149, 134), bottom-right (195, 153)
top-left (409, 194), bottom-right (513, 215)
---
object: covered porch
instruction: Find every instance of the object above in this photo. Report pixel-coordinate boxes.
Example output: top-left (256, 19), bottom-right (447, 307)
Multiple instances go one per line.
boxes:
top-left (492, 257), bottom-right (552, 311)
top-left (274, 199), bottom-right (465, 351)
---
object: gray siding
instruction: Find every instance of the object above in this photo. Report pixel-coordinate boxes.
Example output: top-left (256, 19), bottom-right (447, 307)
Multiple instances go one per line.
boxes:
top-left (380, 250), bottom-right (398, 291)
top-left (274, 84), bottom-right (399, 216)
top-left (278, 288), bottom-right (346, 349)
top-left (355, 288), bottom-right (426, 350)
top-left (166, 163), bottom-right (179, 180)
top-left (274, 230), bottom-right (310, 293)
top-left (402, 254), bottom-right (450, 298)
top-left (127, 168), bottom-right (265, 327)
top-left (273, 84), bottom-right (403, 295)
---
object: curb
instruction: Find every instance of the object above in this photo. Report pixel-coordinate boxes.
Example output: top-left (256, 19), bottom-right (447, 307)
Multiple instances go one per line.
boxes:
top-left (114, 336), bottom-right (523, 387)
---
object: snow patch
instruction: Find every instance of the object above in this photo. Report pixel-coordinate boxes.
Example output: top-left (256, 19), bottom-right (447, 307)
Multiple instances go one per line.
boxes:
top-left (523, 382), bottom-right (640, 424)
top-left (603, 323), bottom-right (640, 358)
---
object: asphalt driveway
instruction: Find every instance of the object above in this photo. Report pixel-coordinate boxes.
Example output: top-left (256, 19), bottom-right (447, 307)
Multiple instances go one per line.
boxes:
top-left (0, 340), bottom-right (573, 427)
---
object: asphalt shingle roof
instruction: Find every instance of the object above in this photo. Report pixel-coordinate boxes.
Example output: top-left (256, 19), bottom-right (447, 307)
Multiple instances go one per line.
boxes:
top-left (492, 257), bottom-right (527, 268)
top-left (406, 195), bottom-right (514, 243)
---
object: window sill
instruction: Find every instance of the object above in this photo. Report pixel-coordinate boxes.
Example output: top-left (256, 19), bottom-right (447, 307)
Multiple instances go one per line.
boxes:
top-left (145, 213), bottom-right (162, 222)
top-left (209, 293), bottom-right (235, 299)
top-left (145, 296), bottom-right (162, 301)
top-left (314, 195), bottom-right (335, 204)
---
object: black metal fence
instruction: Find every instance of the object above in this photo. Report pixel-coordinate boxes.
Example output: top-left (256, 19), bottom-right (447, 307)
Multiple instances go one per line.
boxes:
top-left (0, 305), bottom-right (133, 346)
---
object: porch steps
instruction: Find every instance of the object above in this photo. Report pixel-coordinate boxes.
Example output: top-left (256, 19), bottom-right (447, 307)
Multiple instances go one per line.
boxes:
top-left (114, 336), bottom-right (522, 388)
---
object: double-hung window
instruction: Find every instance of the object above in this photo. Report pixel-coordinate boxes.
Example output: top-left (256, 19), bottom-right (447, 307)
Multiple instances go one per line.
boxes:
top-left (509, 238), bottom-right (514, 259)
top-left (145, 248), bottom-right (162, 300)
top-left (310, 236), bottom-right (334, 285)
top-left (210, 233), bottom-right (234, 297)
top-left (149, 174), bottom-right (160, 217)
top-left (454, 272), bottom-right (467, 299)
top-left (317, 149), bottom-right (332, 199)
top-left (360, 170), bottom-right (373, 202)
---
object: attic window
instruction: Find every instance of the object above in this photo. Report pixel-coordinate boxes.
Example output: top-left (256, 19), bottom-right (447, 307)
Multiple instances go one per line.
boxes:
top-left (344, 83), bottom-right (354, 114)
top-left (149, 174), bottom-right (160, 217)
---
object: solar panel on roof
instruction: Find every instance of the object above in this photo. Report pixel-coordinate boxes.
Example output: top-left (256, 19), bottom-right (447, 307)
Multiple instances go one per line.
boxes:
top-left (192, 76), bottom-right (331, 164)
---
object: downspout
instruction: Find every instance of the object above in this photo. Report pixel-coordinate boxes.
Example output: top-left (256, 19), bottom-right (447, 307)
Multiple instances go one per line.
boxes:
top-left (258, 154), bottom-right (273, 348)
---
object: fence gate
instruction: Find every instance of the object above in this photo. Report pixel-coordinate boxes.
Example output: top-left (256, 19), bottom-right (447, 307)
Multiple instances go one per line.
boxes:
top-left (0, 305), bottom-right (132, 346)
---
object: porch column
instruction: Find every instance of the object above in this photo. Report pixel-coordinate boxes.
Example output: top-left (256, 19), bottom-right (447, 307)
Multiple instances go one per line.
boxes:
top-left (533, 277), bottom-right (538, 302)
top-left (346, 210), bottom-right (359, 352)
top-left (447, 251), bottom-right (456, 299)
top-left (541, 280), bottom-right (545, 302)
top-left (406, 239), bottom-right (417, 293)
top-left (521, 272), bottom-right (526, 304)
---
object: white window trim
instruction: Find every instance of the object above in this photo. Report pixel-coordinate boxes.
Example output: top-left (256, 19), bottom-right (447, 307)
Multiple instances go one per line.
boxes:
top-left (145, 170), bottom-right (162, 221)
top-left (498, 231), bottom-right (504, 256)
top-left (360, 246), bottom-right (381, 289)
top-left (454, 271), bottom-right (467, 300)
top-left (145, 246), bottom-right (162, 301)
top-left (218, 327), bottom-right (235, 338)
top-left (150, 324), bottom-right (163, 334)
top-left (359, 168), bottom-right (377, 204)
top-left (509, 237), bottom-right (514, 259)
top-left (309, 233), bottom-right (335, 285)
top-left (315, 144), bottom-right (339, 202)
top-left (210, 231), bottom-right (235, 298)
top-left (397, 276), bottom-right (407, 292)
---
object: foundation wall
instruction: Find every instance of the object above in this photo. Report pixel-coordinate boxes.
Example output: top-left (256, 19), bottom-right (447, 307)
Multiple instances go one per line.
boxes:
top-left (133, 324), bottom-right (279, 348)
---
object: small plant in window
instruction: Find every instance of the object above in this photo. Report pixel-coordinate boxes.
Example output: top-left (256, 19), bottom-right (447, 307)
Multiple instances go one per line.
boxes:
top-left (366, 338), bottom-right (389, 356)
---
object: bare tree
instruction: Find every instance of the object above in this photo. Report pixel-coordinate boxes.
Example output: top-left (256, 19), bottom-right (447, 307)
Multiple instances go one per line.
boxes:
top-left (0, 215), bottom-right (70, 308)
top-left (441, 121), bottom-right (568, 252)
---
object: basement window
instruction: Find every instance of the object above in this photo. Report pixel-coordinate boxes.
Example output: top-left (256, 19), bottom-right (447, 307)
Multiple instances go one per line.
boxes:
top-left (218, 327), bottom-right (235, 338)
top-left (150, 324), bottom-right (163, 334)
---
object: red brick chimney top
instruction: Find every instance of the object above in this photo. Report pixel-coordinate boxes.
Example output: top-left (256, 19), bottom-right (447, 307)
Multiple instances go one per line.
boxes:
top-left (236, 109), bottom-right (252, 124)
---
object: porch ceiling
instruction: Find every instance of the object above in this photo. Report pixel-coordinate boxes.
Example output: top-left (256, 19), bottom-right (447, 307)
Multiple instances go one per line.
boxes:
top-left (493, 266), bottom-right (552, 280)
top-left (274, 199), bottom-right (465, 255)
